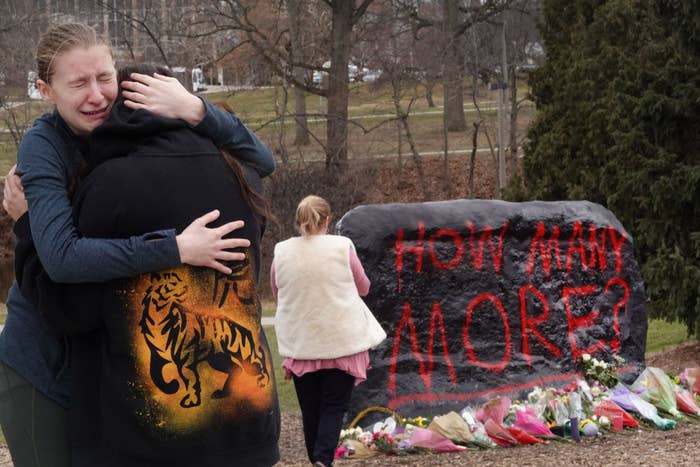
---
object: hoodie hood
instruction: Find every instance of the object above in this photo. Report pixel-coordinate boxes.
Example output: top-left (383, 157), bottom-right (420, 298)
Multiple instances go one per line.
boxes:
top-left (87, 100), bottom-right (209, 170)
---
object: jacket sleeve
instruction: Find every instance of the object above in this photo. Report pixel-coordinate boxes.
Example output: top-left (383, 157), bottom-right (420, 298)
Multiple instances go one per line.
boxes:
top-left (17, 130), bottom-right (181, 284)
top-left (192, 98), bottom-right (276, 177)
top-left (13, 213), bottom-right (102, 334)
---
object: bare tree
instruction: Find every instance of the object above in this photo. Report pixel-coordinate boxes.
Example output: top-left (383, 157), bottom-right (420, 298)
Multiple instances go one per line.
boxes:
top-left (0, 2), bottom-right (46, 148)
top-left (180, 0), bottom-right (377, 173)
top-left (369, 1), bottom-right (431, 199)
top-left (501, 3), bottom-right (542, 163)
top-left (442, 0), bottom-right (467, 131)
top-left (285, 0), bottom-right (310, 145)
top-left (468, 2), bottom-right (541, 184)
top-left (404, 0), bottom-right (527, 132)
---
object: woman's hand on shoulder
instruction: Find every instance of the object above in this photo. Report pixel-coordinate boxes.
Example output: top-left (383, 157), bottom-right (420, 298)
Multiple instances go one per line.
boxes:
top-left (2, 164), bottom-right (28, 221)
top-left (176, 210), bottom-right (251, 275)
top-left (121, 72), bottom-right (206, 126)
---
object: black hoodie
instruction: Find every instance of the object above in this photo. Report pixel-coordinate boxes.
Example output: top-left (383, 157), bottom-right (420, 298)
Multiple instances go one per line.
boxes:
top-left (46, 103), bottom-right (280, 466)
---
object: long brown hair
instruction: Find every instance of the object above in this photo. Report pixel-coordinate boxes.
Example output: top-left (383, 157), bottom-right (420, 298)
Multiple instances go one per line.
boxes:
top-left (221, 150), bottom-right (276, 226)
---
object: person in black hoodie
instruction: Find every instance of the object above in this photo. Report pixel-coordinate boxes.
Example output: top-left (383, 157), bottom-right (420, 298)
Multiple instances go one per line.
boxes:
top-left (15, 64), bottom-right (280, 467)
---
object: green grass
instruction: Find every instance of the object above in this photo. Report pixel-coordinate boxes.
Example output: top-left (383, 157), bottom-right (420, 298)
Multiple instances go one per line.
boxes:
top-left (645, 319), bottom-right (690, 353)
top-left (260, 300), bottom-right (299, 412)
top-left (261, 300), bottom-right (276, 318)
top-left (0, 143), bottom-right (17, 176)
top-left (263, 325), bottom-right (299, 413)
top-left (0, 80), bottom-right (527, 176)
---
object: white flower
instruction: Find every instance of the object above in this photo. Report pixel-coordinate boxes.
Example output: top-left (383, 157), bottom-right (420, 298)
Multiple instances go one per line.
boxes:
top-left (598, 416), bottom-right (610, 426)
top-left (358, 432), bottom-right (373, 445)
top-left (599, 361), bottom-right (608, 369)
top-left (582, 354), bottom-right (592, 362)
top-left (591, 386), bottom-right (602, 397)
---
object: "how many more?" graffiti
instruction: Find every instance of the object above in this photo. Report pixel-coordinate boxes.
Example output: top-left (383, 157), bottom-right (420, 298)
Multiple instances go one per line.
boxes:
top-left (338, 201), bottom-right (647, 416)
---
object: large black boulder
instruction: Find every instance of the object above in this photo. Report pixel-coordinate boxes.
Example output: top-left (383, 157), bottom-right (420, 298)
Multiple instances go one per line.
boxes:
top-left (336, 200), bottom-right (647, 419)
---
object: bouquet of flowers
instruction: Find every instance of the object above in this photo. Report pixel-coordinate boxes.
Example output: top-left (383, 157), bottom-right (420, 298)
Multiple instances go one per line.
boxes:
top-left (580, 353), bottom-right (625, 388)
top-left (370, 431), bottom-right (398, 455)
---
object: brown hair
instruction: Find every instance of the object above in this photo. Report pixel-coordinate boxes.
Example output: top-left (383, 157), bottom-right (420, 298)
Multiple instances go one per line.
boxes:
top-left (295, 195), bottom-right (330, 235)
top-left (221, 150), bottom-right (276, 226)
top-left (36, 22), bottom-right (110, 83)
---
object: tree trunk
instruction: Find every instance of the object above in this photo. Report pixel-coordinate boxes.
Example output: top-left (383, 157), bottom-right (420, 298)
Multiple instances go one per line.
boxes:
top-left (274, 85), bottom-right (289, 164)
top-left (326, 0), bottom-right (353, 172)
top-left (443, 105), bottom-right (450, 194)
top-left (397, 117), bottom-right (403, 188)
top-left (425, 80), bottom-right (436, 107)
top-left (286, 0), bottom-right (310, 145)
top-left (392, 81), bottom-right (430, 200)
top-left (442, 0), bottom-right (466, 132)
top-left (468, 120), bottom-right (481, 198)
top-left (508, 68), bottom-right (519, 163)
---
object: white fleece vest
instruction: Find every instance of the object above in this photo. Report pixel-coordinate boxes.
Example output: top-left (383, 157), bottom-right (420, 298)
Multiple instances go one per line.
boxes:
top-left (273, 234), bottom-right (386, 359)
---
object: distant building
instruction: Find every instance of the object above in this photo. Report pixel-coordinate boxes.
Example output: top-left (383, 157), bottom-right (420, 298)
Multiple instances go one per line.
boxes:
top-left (32, 0), bottom-right (233, 88)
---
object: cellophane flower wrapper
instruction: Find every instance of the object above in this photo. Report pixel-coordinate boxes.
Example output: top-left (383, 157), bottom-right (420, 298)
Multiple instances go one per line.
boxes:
top-left (512, 406), bottom-right (555, 438)
top-left (568, 392), bottom-right (584, 420)
top-left (484, 419), bottom-right (519, 447)
top-left (679, 366), bottom-right (700, 395)
top-left (675, 389), bottom-right (700, 415)
top-left (476, 397), bottom-right (511, 424)
top-left (427, 411), bottom-right (473, 443)
top-left (459, 406), bottom-right (478, 428)
top-left (459, 407), bottom-right (497, 448)
top-left (593, 399), bottom-right (639, 428)
top-left (408, 427), bottom-right (467, 453)
top-left (576, 379), bottom-right (594, 402)
top-left (505, 426), bottom-right (545, 445)
top-left (632, 367), bottom-right (680, 417)
top-left (342, 439), bottom-right (379, 459)
top-left (527, 387), bottom-right (557, 418)
top-left (371, 416), bottom-right (397, 434)
top-left (612, 385), bottom-right (676, 430)
top-left (547, 398), bottom-right (570, 426)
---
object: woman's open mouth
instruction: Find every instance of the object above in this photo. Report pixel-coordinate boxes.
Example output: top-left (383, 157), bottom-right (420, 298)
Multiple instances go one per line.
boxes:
top-left (82, 107), bottom-right (108, 119)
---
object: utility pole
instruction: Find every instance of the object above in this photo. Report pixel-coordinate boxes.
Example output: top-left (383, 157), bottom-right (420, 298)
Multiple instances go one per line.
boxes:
top-left (500, 20), bottom-right (509, 194)
top-left (488, 80), bottom-right (507, 197)
top-left (489, 20), bottom-right (509, 198)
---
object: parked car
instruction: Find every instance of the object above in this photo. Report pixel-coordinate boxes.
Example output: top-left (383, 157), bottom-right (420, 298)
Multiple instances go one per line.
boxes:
top-left (27, 71), bottom-right (41, 100)
top-left (361, 69), bottom-right (382, 83)
top-left (192, 66), bottom-right (207, 92)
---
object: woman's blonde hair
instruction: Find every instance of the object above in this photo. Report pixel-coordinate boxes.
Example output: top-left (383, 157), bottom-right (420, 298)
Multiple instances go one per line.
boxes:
top-left (295, 195), bottom-right (331, 235)
top-left (36, 22), bottom-right (110, 83)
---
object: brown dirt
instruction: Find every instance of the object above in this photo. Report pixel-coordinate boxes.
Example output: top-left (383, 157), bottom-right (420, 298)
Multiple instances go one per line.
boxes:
top-left (646, 342), bottom-right (700, 376)
top-left (364, 151), bottom-right (500, 205)
top-left (276, 343), bottom-right (700, 466)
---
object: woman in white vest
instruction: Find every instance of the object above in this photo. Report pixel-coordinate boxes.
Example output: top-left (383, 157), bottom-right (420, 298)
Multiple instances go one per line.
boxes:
top-left (271, 195), bottom-right (386, 467)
